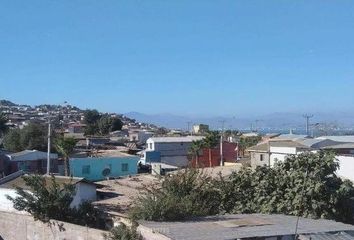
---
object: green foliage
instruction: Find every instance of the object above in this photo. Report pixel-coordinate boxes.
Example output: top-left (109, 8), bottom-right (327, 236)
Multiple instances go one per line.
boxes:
top-left (3, 123), bottom-right (48, 152)
top-left (130, 151), bottom-right (354, 224)
top-left (7, 175), bottom-right (103, 228)
top-left (111, 117), bottom-right (123, 132)
top-left (0, 112), bottom-right (8, 137)
top-left (84, 109), bottom-right (101, 125)
top-left (129, 169), bottom-right (221, 221)
top-left (97, 116), bottom-right (123, 135)
top-left (219, 151), bottom-right (354, 224)
top-left (104, 223), bottom-right (141, 240)
top-left (84, 109), bottom-right (123, 136)
top-left (239, 136), bottom-right (262, 155)
top-left (55, 137), bottom-right (77, 176)
top-left (3, 128), bottom-right (22, 152)
top-left (189, 140), bottom-right (204, 166)
top-left (203, 131), bottom-right (219, 148)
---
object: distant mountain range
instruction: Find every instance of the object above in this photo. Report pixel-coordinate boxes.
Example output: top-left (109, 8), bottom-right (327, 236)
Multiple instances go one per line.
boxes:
top-left (125, 111), bottom-right (354, 131)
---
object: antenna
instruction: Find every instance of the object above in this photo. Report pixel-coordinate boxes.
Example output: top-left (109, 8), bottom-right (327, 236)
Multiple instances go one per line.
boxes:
top-left (303, 114), bottom-right (314, 136)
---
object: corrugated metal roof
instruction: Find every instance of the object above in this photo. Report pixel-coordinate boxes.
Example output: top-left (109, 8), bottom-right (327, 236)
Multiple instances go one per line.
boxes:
top-left (140, 214), bottom-right (354, 240)
top-left (300, 232), bottom-right (354, 240)
top-left (318, 136), bottom-right (354, 143)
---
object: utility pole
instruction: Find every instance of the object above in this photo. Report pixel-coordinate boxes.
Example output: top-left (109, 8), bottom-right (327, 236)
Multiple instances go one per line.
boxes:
top-left (303, 114), bottom-right (314, 136)
top-left (46, 118), bottom-right (51, 175)
top-left (219, 120), bottom-right (226, 166)
top-left (187, 121), bottom-right (193, 135)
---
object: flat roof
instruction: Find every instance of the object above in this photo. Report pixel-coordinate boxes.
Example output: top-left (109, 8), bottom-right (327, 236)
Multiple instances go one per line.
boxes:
top-left (148, 136), bottom-right (204, 143)
top-left (0, 173), bottom-right (93, 190)
top-left (139, 214), bottom-right (354, 240)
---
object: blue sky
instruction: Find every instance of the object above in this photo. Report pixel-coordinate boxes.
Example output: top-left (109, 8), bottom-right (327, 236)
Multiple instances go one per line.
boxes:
top-left (1, 0), bottom-right (354, 116)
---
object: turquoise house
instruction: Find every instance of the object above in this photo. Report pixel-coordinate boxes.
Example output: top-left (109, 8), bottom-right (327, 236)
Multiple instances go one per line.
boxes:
top-left (69, 156), bottom-right (138, 181)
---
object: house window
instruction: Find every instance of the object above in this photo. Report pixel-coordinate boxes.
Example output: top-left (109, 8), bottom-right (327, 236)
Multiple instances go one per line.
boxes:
top-left (121, 163), bottom-right (129, 172)
top-left (149, 143), bottom-right (153, 149)
top-left (260, 154), bottom-right (264, 161)
top-left (82, 165), bottom-right (91, 174)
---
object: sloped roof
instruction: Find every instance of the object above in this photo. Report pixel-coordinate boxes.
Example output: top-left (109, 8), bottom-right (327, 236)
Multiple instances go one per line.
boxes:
top-left (300, 232), bottom-right (354, 240)
top-left (247, 143), bottom-right (269, 152)
top-left (273, 134), bottom-right (311, 141)
top-left (8, 150), bottom-right (58, 161)
top-left (270, 140), bottom-right (310, 149)
top-left (317, 136), bottom-right (354, 143)
top-left (298, 139), bottom-right (342, 149)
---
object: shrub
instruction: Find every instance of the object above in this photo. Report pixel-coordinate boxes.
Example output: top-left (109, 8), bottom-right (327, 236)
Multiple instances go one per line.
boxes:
top-left (104, 223), bottom-right (141, 240)
top-left (129, 168), bottom-right (221, 221)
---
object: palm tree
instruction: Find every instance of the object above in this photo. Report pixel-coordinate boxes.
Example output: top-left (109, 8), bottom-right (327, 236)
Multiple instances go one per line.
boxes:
top-left (202, 132), bottom-right (219, 167)
top-left (189, 140), bottom-right (204, 167)
top-left (55, 137), bottom-right (77, 176)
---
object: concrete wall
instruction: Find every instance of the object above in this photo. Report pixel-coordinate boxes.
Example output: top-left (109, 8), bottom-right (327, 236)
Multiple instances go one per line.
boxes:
top-left (70, 182), bottom-right (97, 208)
top-left (336, 155), bottom-right (354, 182)
top-left (0, 211), bottom-right (107, 240)
top-left (250, 152), bottom-right (270, 169)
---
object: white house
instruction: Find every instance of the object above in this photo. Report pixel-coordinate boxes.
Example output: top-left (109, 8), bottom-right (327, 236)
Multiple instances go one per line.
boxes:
top-left (0, 171), bottom-right (97, 209)
top-left (141, 136), bottom-right (204, 167)
top-left (248, 136), bottom-right (354, 182)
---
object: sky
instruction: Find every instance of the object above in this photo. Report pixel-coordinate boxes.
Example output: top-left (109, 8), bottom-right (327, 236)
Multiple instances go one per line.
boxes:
top-left (1, 0), bottom-right (354, 117)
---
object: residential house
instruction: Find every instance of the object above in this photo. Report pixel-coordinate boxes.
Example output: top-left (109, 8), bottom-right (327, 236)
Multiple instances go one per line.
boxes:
top-left (67, 123), bottom-right (86, 134)
top-left (247, 135), bottom-right (354, 182)
top-left (190, 141), bottom-right (239, 167)
top-left (0, 170), bottom-right (97, 209)
top-left (192, 124), bottom-right (209, 135)
top-left (70, 150), bottom-right (138, 181)
top-left (6, 150), bottom-right (58, 174)
top-left (138, 213), bottom-right (354, 240)
top-left (129, 130), bottom-right (154, 144)
top-left (141, 136), bottom-right (204, 167)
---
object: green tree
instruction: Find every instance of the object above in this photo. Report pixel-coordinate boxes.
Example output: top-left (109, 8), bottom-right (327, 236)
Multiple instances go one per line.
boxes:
top-left (97, 116), bottom-right (113, 135)
top-left (83, 109), bottom-right (101, 125)
top-left (0, 112), bottom-right (8, 137)
top-left (3, 128), bottom-right (22, 152)
top-left (219, 151), bottom-right (354, 224)
top-left (129, 169), bottom-right (221, 221)
top-left (3, 123), bottom-right (48, 152)
top-left (239, 136), bottom-right (262, 156)
top-left (6, 175), bottom-right (102, 228)
top-left (111, 117), bottom-right (123, 132)
top-left (84, 109), bottom-right (101, 136)
top-left (189, 140), bottom-right (204, 167)
top-left (55, 137), bottom-right (77, 176)
top-left (20, 123), bottom-right (48, 151)
top-left (202, 131), bottom-right (219, 167)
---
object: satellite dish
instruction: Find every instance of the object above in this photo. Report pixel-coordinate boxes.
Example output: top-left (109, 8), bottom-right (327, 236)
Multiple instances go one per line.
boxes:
top-left (102, 168), bottom-right (111, 177)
